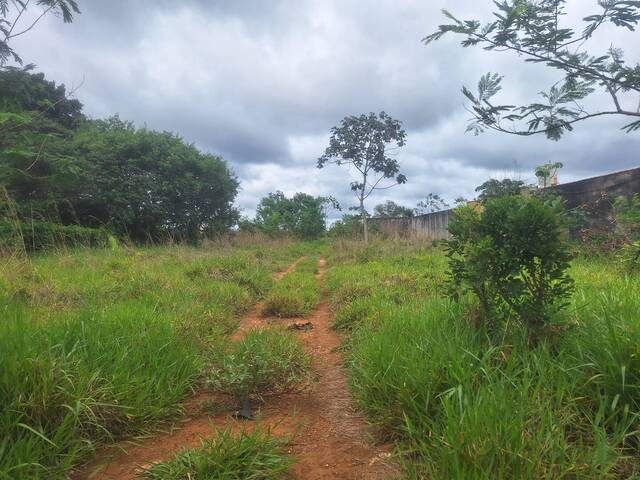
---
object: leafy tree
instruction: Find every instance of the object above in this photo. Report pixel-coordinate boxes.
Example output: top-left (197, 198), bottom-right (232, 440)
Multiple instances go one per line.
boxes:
top-left (414, 193), bottom-right (450, 214)
top-left (475, 178), bottom-right (527, 202)
top-left (254, 191), bottom-right (327, 239)
top-left (317, 111), bottom-right (407, 244)
top-left (69, 117), bottom-right (239, 241)
top-left (2, 113), bottom-right (239, 242)
top-left (1, 0), bottom-right (81, 66)
top-left (535, 161), bottom-right (563, 188)
top-left (424, 1), bottom-right (640, 139)
top-left (373, 200), bottom-right (414, 218)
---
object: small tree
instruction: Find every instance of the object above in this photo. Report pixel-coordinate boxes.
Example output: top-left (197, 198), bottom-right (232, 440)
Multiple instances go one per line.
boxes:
top-left (374, 200), bottom-right (414, 218)
top-left (535, 162), bottom-right (563, 188)
top-left (254, 191), bottom-right (327, 239)
top-left (447, 195), bottom-right (574, 340)
top-left (317, 111), bottom-right (407, 244)
top-left (414, 193), bottom-right (450, 214)
top-left (424, 1), bottom-right (640, 139)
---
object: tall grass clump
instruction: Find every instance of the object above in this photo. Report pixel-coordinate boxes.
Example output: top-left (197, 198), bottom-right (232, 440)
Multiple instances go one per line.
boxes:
top-left (143, 427), bottom-right (293, 480)
top-left (0, 301), bottom-right (201, 479)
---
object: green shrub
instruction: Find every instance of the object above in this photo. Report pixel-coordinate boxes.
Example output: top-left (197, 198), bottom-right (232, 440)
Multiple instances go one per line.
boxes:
top-left (447, 195), bottom-right (574, 337)
top-left (208, 328), bottom-right (310, 402)
top-left (143, 427), bottom-right (293, 480)
top-left (0, 220), bottom-right (108, 252)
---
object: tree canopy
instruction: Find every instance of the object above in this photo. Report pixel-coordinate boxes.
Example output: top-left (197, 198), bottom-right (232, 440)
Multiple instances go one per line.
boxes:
top-left (475, 178), bottom-right (527, 202)
top-left (251, 191), bottom-right (330, 239)
top-left (373, 200), bottom-right (413, 218)
top-left (425, 0), bottom-right (640, 140)
top-left (1, 68), bottom-right (239, 244)
top-left (415, 193), bottom-right (450, 214)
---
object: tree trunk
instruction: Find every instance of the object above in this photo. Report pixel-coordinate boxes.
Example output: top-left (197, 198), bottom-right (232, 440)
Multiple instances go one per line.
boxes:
top-left (360, 197), bottom-right (368, 244)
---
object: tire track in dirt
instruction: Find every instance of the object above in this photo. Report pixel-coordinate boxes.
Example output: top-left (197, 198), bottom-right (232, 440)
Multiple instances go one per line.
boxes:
top-left (75, 257), bottom-right (399, 480)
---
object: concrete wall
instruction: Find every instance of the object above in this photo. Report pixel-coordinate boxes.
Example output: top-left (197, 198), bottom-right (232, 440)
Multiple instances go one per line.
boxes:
top-left (374, 209), bottom-right (453, 240)
top-left (551, 167), bottom-right (640, 232)
top-left (373, 166), bottom-right (640, 239)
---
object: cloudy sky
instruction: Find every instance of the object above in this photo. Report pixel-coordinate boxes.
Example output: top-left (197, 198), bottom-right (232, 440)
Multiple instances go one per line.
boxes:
top-left (12, 0), bottom-right (640, 219)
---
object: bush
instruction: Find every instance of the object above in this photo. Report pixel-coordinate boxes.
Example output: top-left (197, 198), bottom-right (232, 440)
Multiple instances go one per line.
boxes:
top-left (143, 427), bottom-right (293, 480)
top-left (207, 328), bottom-right (310, 402)
top-left (0, 220), bottom-right (108, 252)
top-left (447, 195), bottom-right (574, 337)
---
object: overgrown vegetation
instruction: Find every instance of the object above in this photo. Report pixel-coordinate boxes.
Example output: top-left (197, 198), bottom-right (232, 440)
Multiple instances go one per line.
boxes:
top-left (1, 68), bottom-right (239, 247)
top-left (0, 241), bottom-right (314, 479)
top-left (143, 427), bottom-right (293, 480)
top-left (262, 257), bottom-right (321, 317)
top-left (326, 240), bottom-right (640, 479)
top-left (208, 328), bottom-right (310, 404)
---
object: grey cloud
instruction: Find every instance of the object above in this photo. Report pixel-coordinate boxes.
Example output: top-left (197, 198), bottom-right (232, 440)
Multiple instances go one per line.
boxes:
top-left (11, 0), bottom-right (640, 216)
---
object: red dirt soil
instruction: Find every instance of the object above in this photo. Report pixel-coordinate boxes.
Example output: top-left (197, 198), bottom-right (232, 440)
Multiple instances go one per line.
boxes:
top-left (74, 258), bottom-right (399, 480)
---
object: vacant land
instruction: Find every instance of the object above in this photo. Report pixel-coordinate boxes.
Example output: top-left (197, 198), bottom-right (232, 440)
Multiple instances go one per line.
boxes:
top-left (0, 241), bottom-right (318, 479)
top-left (3, 239), bottom-right (639, 479)
top-left (326, 241), bottom-right (640, 479)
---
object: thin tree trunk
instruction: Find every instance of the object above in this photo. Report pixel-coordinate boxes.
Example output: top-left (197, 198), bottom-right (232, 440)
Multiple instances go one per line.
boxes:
top-left (360, 197), bottom-right (368, 244)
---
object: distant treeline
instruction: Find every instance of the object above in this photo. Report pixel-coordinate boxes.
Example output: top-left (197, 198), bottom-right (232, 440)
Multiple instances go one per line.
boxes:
top-left (1, 66), bottom-right (239, 248)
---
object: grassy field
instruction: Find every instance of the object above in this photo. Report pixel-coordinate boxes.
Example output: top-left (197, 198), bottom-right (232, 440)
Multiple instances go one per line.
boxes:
top-left (326, 241), bottom-right (640, 479)
top-left (0, 240), bottom-right (319, 479)
top-left (3, 237), bottom-right (640, 479)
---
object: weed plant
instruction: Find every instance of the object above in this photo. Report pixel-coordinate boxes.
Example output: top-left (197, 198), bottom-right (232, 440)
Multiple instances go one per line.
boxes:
top-left (208, 328), bottom-right (310, 402)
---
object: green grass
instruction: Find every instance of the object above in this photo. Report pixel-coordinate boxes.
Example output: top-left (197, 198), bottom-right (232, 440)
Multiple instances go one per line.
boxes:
top-left (261, 257), bottom-right (321, 317)
top-left (142, 427), bottom-right (293, 480)
top-left (325, 240), bottom-right (640, 479)
top-left (208, 328), bottom-right (310, 401)
top-left (0, 241), bottom-right (319, 479)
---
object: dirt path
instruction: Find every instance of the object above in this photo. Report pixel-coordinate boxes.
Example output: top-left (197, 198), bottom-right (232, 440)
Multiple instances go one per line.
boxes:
top-left (76, 257), bottom-right (399, 480)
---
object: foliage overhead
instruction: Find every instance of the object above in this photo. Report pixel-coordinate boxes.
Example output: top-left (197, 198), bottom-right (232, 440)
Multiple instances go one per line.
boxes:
top-left (317, 111), bottom-right (407, 242)
top-left (0, 0), bottom-right (81, 66)
top-left (424, 0), bottom-right (640, 139)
